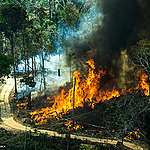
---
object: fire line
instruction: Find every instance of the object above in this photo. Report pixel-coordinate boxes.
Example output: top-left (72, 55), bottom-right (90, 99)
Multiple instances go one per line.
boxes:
top-left (29, 59), bottom-right (149, 125)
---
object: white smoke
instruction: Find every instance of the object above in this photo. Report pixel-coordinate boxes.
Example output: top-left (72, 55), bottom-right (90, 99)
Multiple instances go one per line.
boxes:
top-left (15, 0), bottom-right (102, 98)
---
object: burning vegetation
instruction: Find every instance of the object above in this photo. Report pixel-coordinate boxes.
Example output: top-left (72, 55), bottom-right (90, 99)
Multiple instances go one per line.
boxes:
top-left (29, 59), bottom-right (149, 126)
top-left (30, 60), bottom-right (119, 125)
top-left (64, 120), bottom-right (83, 131)
top-left (127, 129), bottom-right (141, 140)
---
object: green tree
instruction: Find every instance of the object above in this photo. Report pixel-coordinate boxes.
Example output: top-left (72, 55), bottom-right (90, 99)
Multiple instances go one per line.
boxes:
top-left (60, 2), bottom-right (79, 26)
top-left (0, 2), bottom-right (28, 94)
top-left (0, 53), bottom-right (13, 79)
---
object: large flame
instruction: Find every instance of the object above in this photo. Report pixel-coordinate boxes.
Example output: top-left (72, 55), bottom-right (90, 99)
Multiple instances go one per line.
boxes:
top-left (30, 60), bottom-right (149, 125)
top-left (30, 60), bottom-right (120, 125)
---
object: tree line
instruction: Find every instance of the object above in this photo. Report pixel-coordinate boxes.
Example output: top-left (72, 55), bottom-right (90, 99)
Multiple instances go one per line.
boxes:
top-left (0, 0), bottom-right (90, 94)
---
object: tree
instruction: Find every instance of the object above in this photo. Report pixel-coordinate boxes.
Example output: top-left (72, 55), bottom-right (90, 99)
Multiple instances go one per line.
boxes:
top-left (130, 40), bottom-right (150, 79)
top-left (0, 2), bottom-right (28, 94)
top-left (0, 0), bottom-right (87, 91)
top-left (60, 2), bottom-right (79, 26)
top-left (0, 53), bottom-right (13, 80)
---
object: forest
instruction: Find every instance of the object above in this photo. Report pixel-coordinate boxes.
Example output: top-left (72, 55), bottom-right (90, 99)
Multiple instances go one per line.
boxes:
top-left (1, 0), bottom-right (150, 149)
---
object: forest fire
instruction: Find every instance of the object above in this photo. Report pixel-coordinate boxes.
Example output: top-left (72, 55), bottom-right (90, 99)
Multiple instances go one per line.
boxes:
top-left (30, 59), bottom-right (150, 125)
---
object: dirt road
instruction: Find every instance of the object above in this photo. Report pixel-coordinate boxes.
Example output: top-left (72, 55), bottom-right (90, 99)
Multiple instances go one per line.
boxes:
top-left (0, 78), bottom-right (144, 150)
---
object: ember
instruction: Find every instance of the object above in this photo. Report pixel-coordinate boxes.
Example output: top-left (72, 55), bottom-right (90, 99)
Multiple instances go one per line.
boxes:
top-left (127, 129), bottom-right (141, 140)
top-left (29, 59), bottom-right (150, 125)
top-left (17, 102), bottom-right (28, 112)
top-left (17, 102), bottom-right (28, 107)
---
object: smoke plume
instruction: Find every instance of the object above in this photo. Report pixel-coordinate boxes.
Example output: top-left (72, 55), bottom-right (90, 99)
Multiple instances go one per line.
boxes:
top-left (65, 0), bottom-right (142, 82)
top-left (95, 0), bottom-right (141, 52)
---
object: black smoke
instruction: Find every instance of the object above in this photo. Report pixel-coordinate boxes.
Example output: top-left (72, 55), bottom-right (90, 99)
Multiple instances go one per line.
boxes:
top-left (67, 0), bottom-right (141, 57)
top-left (94, 0), bottom-right (141, 52)
top-left (91, 0), bottom-right (141, 79)
top-left (65, 0), bottom-right (142, 84)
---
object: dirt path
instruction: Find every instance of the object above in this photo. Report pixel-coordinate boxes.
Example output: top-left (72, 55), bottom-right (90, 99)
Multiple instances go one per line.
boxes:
top-left (0, 78), bottom-right (14, 118)
top-left (0, 78), bottom-right (144, 150)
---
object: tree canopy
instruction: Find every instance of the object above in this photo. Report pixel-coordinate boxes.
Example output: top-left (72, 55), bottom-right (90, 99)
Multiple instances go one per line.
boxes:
top-left (0, 53), bottom-right (13, 78)
top-left (0, 2), bottom-right (28, 33)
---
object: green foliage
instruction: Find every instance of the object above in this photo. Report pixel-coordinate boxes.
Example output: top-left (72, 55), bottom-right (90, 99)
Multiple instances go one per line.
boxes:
top-left (20, 74), bottom-right (36, 87)
top-left (0, 0), bottom-right (84, 84)
top-left (0, 13), bottom-right (5, 23)
top-left (0, 2), bottom-right (28, 33)
top-left (33, 6), bottom-right (47, 23)
top-left (61, 2), bottom-right (79, 26)
top-left (79, 144), bottom-right (91, 150)
top-left (0, 53), bottom-right (13, 78)
top-left (22, 25), bottom-right (41, 57)
top-left (0, 0), bottom-right (83, 66)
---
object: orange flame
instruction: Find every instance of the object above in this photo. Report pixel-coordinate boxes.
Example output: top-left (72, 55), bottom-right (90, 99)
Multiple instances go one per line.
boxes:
top-left (17, 102), bottom-right (28, 107)
top-left (30, 60), bottom-right (120, 125)
top-left (30, 60), bottom-right (150, 125)
top-left (136, 73), bottom-right (150, 96)
top-left (17, 102), bottom-right (28, 113)
top-left (65, 120), bottom-right (83, 131)
top-left (127, 129), bottom-right (140, 140)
